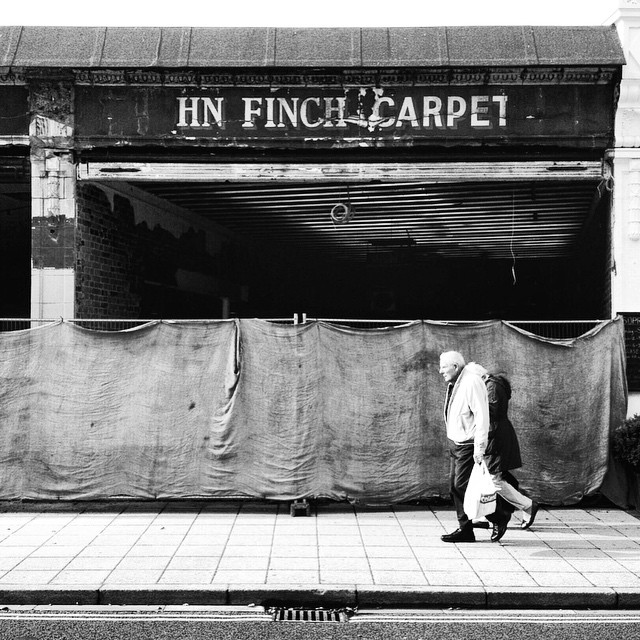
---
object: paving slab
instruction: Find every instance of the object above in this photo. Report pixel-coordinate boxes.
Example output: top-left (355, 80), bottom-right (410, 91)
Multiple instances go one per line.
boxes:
top-left (0, 501), bottom-right (637, 608)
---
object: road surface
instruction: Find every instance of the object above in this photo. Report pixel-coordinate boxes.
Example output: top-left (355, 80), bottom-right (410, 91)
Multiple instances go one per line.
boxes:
top-left (4, 606), bottom-right (640, 640)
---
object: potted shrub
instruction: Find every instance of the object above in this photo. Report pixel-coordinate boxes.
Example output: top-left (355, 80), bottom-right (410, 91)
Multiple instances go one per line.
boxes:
top-left (611, 414), bottom-right (640, 508)
top-left (612, 414), bottom-right (640, 472)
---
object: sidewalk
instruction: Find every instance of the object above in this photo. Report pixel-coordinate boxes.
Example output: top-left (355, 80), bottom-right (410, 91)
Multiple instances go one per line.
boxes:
top-left (0, 500), bottom-right (638, 609)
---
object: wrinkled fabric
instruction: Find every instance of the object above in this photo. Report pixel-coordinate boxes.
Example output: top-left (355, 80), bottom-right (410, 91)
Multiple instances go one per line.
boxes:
top-left (0, 317), bottom-right (628, 505)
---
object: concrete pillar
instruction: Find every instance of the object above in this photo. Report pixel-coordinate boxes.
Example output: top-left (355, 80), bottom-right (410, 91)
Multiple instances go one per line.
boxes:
top-left (610, 152), bottom-right (640, 309)
top-left (612, 0), bottom-right (640, 415)
top-left (29, 78), bottom-right (76, 320)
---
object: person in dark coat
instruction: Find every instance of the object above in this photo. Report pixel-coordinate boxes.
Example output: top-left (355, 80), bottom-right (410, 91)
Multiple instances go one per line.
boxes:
top-left (467, 364), bottom-right (540, 542)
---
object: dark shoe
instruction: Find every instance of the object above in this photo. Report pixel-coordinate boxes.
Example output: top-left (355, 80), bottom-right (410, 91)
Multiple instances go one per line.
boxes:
top-left (491, 522), bottom-right (508, 542)
top-left (441, 526), bottom-right (475, 543)
top-left (472, 520), bottom-right (490, 529)
top-left (521, 501), bottom-right (540, 530)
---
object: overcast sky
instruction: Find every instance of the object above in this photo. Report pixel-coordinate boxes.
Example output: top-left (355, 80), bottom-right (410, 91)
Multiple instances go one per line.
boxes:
top-left (0, 0), bottom-right (621, 27)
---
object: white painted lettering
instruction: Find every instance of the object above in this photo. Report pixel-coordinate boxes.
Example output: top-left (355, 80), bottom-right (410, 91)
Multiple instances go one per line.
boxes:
top-left (242, 98), bottom-right (263, 129)
top-left (177, 97), bottom-right (200, 127)
top-left (447, 96), bottom-right (467, 127)
top-left (492, 95), bottom-right (508, 127)
top-left (470, 96), bottom-right (490, 127)
top-left (300, 97), bottom-right (323, 128)
top-left (323, 97), bottom-right (347, 128)
top-left (176, 91), bottom-right (508, 133)
top-left (395, 96), bottom-right (420, 129)
top-left (201, 97), bottom-right (225, 128)
top-left (370, 96), bottom-right (395, 128)
top-left (422, 97), bottom-right (443, 128)
top-left (276, 97), bottom-right (299, 128)
top-left (264, 97), bottom-right (277, 128)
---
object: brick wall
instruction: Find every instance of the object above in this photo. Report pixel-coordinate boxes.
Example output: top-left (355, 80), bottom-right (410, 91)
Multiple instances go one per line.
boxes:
top-left (75, 184), bottom-right (142, 318)
top-left (75, 184), bottom-right (238, 319)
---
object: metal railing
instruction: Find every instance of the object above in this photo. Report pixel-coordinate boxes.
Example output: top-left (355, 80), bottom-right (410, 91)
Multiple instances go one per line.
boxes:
top-left (0, 318), bottom-right (56, 332)
top-left (272, 316), bottom-right (605, 338)
top-left (0, 318), bottom-right (155, 332)
top-left (0, 317), bottom-right (606, 339)
top-left (505, 320), bottom-right (602, 339)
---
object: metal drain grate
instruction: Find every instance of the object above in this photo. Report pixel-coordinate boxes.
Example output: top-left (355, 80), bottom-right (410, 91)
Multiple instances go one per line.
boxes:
top-left (271, 608), bottom-right (350, 622)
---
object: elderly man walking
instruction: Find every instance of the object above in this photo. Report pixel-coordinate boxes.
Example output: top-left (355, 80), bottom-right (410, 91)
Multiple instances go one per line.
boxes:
top-left (439, 350), bottom-right (490, 543)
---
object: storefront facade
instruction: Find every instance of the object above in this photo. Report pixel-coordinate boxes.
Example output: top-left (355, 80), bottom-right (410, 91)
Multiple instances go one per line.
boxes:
top-left (0, 22), bottom-right (635, 404)
top-left (2, 21), bottom-right (640, 503)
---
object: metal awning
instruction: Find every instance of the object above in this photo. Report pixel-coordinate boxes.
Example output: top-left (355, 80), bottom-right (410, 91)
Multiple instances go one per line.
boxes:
top-left (0, 25), bottom-right (624, 69)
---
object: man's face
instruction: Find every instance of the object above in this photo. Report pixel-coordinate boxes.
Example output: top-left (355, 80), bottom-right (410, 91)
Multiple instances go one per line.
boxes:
top-left (439, 359), bottom-right (460, 383)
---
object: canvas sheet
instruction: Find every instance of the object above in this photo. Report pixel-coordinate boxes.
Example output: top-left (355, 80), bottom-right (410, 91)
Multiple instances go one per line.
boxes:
top-left (0, 317), bottom-right (627, 504)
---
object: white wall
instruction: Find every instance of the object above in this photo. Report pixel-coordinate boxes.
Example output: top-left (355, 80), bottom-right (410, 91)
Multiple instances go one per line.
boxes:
top-left (613, 1), bottom-right (640, 417)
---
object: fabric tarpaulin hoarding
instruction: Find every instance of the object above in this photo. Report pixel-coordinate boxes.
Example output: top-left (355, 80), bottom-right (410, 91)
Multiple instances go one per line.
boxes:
top-left (0, 317), bottom-right (627, 504)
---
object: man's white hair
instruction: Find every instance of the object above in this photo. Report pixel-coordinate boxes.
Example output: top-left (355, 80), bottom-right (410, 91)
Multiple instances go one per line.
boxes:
top-left (440, 351), bottom-right (466, 368)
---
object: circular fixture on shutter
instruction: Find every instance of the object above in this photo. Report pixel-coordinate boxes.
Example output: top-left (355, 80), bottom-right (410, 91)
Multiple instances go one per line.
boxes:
top-left (330, 202), bottom-right (354, 224)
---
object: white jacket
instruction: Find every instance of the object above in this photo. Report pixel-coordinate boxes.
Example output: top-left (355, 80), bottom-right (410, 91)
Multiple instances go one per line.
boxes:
top-left (443, 364), bottom-right (490, 458)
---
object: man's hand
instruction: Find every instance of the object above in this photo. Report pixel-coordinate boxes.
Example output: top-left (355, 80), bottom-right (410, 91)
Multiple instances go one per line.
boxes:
top-left (474, 454), bottom-right (484, 465)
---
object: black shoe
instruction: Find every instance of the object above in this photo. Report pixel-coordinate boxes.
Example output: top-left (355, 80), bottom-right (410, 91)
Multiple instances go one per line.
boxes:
top-left (521, 501), bottom-right (540, 530)
top-left (491, 522), bottom-right (508, 542)
top-left (472, 520), bottom-right (490, 529)
top-left (441, 526), bottom-right (475, 543)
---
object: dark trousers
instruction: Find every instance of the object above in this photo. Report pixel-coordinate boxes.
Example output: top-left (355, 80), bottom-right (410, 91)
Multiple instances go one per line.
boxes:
top-left (449, 441), bottom-right (518, 529)
top-left (448, 441), bottom-right (475, 529)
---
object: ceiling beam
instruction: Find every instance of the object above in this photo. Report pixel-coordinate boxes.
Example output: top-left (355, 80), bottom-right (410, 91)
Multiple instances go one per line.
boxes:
top-left (79, 161), bottom-right (603, 183)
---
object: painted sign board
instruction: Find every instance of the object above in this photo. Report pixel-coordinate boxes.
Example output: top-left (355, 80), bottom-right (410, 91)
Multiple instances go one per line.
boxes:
top-left (75, 83), bottom-right (615, 149)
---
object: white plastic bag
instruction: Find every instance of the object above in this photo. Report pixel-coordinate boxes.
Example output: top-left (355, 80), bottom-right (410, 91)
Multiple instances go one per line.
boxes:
top-left (463, 461), bottom-right (497, 520)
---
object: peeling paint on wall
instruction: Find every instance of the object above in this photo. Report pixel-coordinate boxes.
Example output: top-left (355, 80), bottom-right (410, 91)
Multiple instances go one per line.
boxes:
top-left (75, 183), bottom-right (239, 318)
top-left (94, 183), bottom-right (205, 241)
